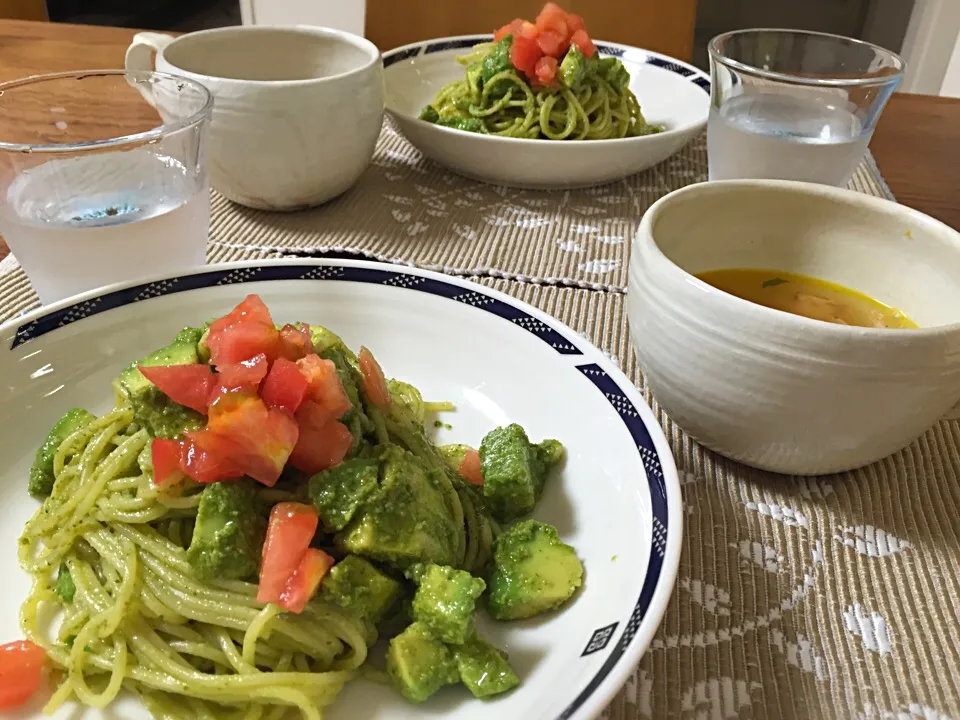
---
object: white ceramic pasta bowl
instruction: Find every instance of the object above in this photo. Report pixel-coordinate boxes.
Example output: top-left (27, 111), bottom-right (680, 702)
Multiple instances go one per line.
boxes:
top-left (383, 35), bottom-right (709, 188)
top-left (0, 260), bottom-right (681, 720)
top-left (628, 180), bottom-right (960, 475)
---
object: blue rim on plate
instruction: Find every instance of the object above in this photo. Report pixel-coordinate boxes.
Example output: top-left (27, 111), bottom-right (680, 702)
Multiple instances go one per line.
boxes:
top-left (2, 260), bottom-right (681, 720)
top-left (382, 34), bottom-right (711, 94)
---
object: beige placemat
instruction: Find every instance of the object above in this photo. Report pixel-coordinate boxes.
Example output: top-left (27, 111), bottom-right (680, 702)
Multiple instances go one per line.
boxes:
top-left (206, 124), bottom-right (895, 291)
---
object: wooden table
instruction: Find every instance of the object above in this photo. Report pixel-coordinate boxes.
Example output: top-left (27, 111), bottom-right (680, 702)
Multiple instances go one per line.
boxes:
top-left (0, 18), bottom-right (958, 265)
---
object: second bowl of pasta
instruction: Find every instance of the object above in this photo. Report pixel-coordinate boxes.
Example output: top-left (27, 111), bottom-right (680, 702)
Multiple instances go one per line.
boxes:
top-left (382, 32), bottom-right (709, 188)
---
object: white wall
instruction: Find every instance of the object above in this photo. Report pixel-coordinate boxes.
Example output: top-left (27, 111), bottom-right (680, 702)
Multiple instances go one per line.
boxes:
top-left (942, 33), bottom-right (960, 97)
top-left (899, 0), bottom-right (960, 94)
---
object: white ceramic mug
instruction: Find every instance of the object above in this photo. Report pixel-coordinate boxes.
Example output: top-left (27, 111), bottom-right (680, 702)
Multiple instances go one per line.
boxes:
top-left (628, 180), bottom-right (960, 475)
top-left (125, 26), bottom-right (385, 211)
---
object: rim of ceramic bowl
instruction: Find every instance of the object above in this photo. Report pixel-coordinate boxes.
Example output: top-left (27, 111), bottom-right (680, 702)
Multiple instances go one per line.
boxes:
top-left (383, 34), bottom-right (709, 145)
top-left (0, 69), bottom-right (213, 154)
top-left (636, 179), bottom-right (960, 338)
top-left (157, 25), bottom-right (383, 87)
top-left (707, 28), bottom-right (905, 89)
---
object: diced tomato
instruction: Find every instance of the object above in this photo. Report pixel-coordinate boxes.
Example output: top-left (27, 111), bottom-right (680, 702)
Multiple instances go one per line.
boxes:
top-left (138, 363), bottom-right (213, 415)
top-left (277, 324), bottom-right (314, 362)
top-left (357, 346), bottom-right (391, 411)
top-left (535, 2), bottom-right (569, 40)
top-left (216, 353), bottom-right (268, 391)
top-left (511, 32), bottom-right (544, 79)
top-left (536, 30), bottom-right (568, 59)
top-left (494, 18), bottom-right (525, 43)
top-left (262, 357), bottom-right (310, 414)
top-left (0, 640), bottom-right (45, 709)
top-left (258, 502), bottom-right (319, 605)
top-left (296, 355), bottom-right (351, 420)
top-left (152, 438), bottom-right (187, 486)
top-left (278, 548), bottom-right (335, 614)
top-left (570, 29), bottom-right (597, 58)
top-left (206, 294), bottom-right (280, 367)
top-left (458, 448), bottom-right (484, 486)
top-left (178, 438), bottom-right (245, 484)
top-left (535, 55), bottom-right (559, 86)
top-left (566, 13), bottom-right (586, 35)
top-left (191, 393), bottom-right (299, 487)
top-left (288, 400), bottom-right (354, 475)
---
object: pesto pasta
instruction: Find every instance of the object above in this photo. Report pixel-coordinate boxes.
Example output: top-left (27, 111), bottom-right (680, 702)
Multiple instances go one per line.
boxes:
top-left (14, 295), bottom-right (581, 718)
top-left (419, 39), bottom-right (663, 140)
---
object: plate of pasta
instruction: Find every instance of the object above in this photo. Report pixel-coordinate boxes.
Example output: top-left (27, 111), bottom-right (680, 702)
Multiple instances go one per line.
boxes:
top-left (0, 260), bottom-right (681, 720)
top-left (383, 3), bottom-right (709, 188)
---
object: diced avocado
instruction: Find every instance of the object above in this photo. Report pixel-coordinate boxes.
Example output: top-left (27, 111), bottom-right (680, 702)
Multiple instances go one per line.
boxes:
top-left (118, 327), bottom-right (206, 439)
top-left (479, 424), bottom-right (564, 522)
top-left (408, 563), bottom-right (486, 645)
top-left (54, 562), bottom-right (75, 604)
top-left (186, 479), bottom-right (262, 582)
top-left (318, 555), bottom-right (402, 625)
top-left (487, 519), bottom-right (583, 620)
top-left (437, 116), bottom-right (486, 134)
top-left (602, 58), bottom-right (630, 92)
top-left (454, 633), bottom-right (519, 698)
top-left (560, 46), bottom-right (586, 89)
top-left (29, 407), bottom-right (96, 498)
top-left (419, 105), bottom-right (440, 123)
top-left (335, 446), bottom-right (459, 569)
top-left (308, 458), bottom-right (380, 533)
top-left (386, 622), bottom-right (460, 703)
top-left (481, 35), bottom-right (513, 85)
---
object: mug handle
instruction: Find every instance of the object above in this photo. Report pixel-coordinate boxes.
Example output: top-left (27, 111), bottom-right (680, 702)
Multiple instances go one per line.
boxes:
top-left (124, 32), bottom-right (177, 106)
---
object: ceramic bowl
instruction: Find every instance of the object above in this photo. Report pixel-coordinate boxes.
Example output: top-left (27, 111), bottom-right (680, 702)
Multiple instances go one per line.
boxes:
top-left (628, 180), bottom-right (960, 475)
top-left (126, 26), bottom-right (385, 211)
top-left (382, 36), bottom-right (710, 188)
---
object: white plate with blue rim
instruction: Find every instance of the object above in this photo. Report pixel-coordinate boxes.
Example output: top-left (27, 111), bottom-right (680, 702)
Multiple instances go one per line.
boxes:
top-left (383, 35), bottom-right (710, 188)
top-left (0, 259), bottom-right (681, 720)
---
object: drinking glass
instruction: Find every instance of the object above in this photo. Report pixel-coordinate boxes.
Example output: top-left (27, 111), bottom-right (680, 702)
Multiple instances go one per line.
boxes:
top-left (0, 70), bottom-right (213, 304)
top-left (707, 29), bottom-right (904, 186)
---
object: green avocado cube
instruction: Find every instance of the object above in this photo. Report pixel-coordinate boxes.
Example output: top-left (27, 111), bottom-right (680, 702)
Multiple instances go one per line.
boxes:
top-left (29, 407), bottom-right (96, 498)
top-left (386, 622), bottom-right (460, 703)
top-left (409, 564), bottom-right (486, 645)
top-left (479, 424), bottom-right (564, 522)
top-left (117, 326), bottom-right (206, 439)
top-left (318, 555), bottom-right (402, 625)
top-left (487, 520), bottom-right (583, 621)
top-left (309, 458), bottom-right (379, 532)
top-left (335, 446), bottom-right (459, 569)
top-left (454, 634), bottom-right (520, 698)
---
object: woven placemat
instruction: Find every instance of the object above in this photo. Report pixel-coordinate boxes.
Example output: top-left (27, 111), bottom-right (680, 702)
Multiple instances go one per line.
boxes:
top-left (206, 123), bottom-right (895, 292)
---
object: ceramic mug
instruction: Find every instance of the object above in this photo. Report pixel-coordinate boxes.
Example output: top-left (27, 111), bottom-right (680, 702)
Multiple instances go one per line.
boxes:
top-left (628, 180), bottom-right (960, 475)
top-left (125, 26), bottom-right (385, 211)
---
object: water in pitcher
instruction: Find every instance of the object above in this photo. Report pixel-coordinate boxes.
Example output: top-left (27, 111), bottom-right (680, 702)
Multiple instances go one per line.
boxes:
top-left (0, 150), bottom-right (209, 303)
top-left (707, 93), bottom-right (871, 187)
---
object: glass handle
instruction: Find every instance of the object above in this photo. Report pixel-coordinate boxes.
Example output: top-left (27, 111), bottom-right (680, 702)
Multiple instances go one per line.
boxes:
top-left (124, 32), bottom-right (176, 107)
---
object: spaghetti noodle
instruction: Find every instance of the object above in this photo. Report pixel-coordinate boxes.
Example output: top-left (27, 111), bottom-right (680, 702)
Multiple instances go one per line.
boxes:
top-left (19, 406), bottom-right (366, 720)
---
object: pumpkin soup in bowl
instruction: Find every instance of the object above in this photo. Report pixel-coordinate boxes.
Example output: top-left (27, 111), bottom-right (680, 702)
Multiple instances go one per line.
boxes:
top-left (628, 179), bottom-right (960, 475)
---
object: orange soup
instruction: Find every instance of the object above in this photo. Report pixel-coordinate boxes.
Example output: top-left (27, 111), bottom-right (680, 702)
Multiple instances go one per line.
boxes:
top-left (696, 268), bottom-right (917, 329)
